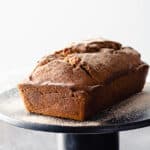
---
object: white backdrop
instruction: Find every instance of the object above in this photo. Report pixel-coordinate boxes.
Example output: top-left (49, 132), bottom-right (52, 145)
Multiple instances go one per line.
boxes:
top-left (0, 0), bottom-right (149, 76)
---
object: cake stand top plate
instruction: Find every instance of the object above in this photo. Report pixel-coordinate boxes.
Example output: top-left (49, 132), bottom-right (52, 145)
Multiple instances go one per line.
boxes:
top-left (0, 84), bottom-right (150, 134)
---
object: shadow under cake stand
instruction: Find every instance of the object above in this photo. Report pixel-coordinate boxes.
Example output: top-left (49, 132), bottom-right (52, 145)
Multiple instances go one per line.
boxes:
top-left (0, 84), bottom-right (150, 150)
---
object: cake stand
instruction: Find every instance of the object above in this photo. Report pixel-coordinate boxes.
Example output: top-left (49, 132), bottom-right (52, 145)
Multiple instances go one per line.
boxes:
top-left (0, 83), bottom-right (150, 150)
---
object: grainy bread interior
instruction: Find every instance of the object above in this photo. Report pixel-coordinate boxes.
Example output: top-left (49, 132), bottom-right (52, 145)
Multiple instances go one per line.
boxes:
top-left (18, 38), bottom-right (149, 121)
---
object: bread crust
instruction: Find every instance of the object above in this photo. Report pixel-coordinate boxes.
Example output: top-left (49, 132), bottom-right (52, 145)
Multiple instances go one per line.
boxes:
top-left (18, 39), bottom-right (149, 121)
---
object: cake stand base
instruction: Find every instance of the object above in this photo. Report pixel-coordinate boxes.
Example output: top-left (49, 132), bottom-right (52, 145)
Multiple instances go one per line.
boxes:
top-left (0, 84), bottom-right (150, 150)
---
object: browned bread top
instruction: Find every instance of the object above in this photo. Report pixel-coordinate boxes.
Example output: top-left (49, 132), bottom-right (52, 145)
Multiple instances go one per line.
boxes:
top-left (25, 38), bottom-right (146, 87)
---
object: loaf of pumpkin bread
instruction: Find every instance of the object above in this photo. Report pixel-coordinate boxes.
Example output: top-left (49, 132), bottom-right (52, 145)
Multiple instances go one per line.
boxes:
top-left (18, 39), bottom-right (149, 121)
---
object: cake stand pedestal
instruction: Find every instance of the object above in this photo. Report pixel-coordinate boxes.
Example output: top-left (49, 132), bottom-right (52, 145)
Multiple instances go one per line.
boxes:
top-left (57, 133), bottom-right (119, 150)
top-left (0, 84), bottom-right (150, 150)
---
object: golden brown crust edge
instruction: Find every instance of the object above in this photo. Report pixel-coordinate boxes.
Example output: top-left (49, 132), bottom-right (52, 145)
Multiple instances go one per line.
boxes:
top-left (18, 63), bottom-right (149, 121)
top-left (84, 64), bottom-right (149, 119)
top-left (27, 40), bottom-right (141, 87)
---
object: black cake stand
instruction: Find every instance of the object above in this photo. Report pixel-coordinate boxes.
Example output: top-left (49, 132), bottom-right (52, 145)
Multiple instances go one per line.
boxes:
top-left (0, 83), bottom-right (150, 150)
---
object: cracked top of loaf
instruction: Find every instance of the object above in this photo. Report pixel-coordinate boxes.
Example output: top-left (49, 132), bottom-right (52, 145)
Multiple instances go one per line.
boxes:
top-left (26, 38), bottom-right (144, 87)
